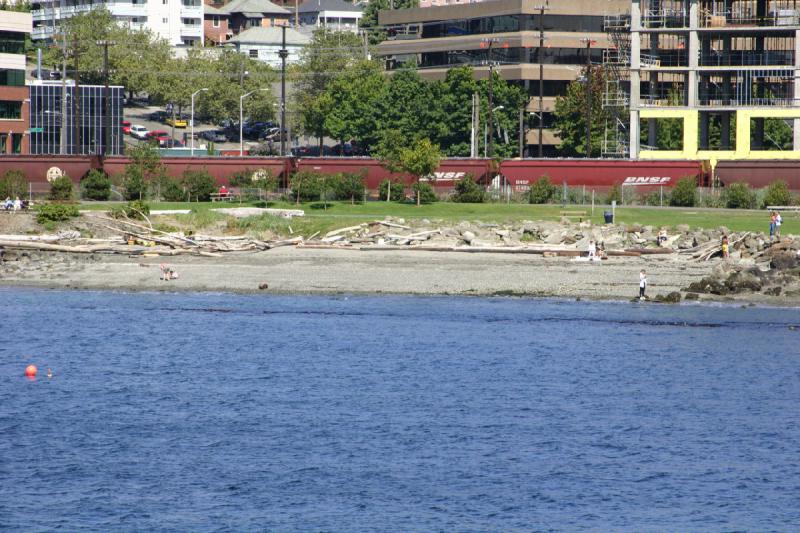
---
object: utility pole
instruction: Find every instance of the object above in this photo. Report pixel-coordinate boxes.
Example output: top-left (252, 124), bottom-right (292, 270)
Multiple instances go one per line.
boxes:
top-left (60, 0), bottom-right (67, 154)
top-left (279, 24), bottom-right (288, 157)
top-left (72, 38), bottom-right (81, 155)
top-left (581, 38), bottom-right (595, 158)
top-left (538, 4), bottom-right (546, 157)
top-left (482, 37), bottom-right (499, 158)
top-left (97, 40), bottom-right (113, 157)
top-left (518, 107), bottom-right (524, 157)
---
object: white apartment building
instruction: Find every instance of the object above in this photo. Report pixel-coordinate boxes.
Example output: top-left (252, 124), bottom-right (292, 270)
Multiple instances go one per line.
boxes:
top-left (31, 0), bottom-right (204, 48)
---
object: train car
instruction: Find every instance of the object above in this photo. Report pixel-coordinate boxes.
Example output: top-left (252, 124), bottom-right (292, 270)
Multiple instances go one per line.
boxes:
top-left (714, 160), bottom-right (800, 190)
top-left (499, 159), bottom-right (708, 192)
top-left (102, 156), bottom-right (291, 184)
top-left (295, 157), bottom-right (492, 190)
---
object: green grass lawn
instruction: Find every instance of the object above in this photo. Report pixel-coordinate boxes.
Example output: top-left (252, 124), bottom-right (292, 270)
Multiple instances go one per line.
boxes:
top-left (79, 200), bottom-right (798, 237)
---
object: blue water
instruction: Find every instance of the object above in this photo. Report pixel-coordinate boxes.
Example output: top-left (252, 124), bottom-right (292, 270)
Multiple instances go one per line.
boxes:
top-left (1, 289), bottom-right (799, 531)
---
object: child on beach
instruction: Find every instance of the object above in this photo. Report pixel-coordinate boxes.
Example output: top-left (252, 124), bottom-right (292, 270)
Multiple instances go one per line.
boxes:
top-left (769, 212), bottom-right (777, 242)
top-left (775, 211), bottom-right (782, 239)
top-left (721, 236), bottom-right (729, 259)
top-left (639, 270), bottom-right (647, 300)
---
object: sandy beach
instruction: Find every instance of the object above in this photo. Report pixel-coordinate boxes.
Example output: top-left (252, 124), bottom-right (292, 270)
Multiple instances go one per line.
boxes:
top-left (3, 245), bottom-right (796, 305)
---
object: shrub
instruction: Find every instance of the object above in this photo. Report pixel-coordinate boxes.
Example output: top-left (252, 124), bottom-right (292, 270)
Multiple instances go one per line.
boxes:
top-left (379, 178), bottom-right (406, 202)
top-left (605, 183), bottom-right (623, 204)
top-left (412, 181), bottom-right (437, 204)
top-left (0, 169), bottom-right (28, 198)
top-left (182, 169), bottom-right (216, 201)
top-left (35, 203), bottom-right (80, 224)
top-left (669, 176), bottom-right (697, 207)
top-left (723, 182), bottom-right (757, 209)
top-left (451, 175), bottom-right (485, 203)
top-left (162, 177), bottom-right (187, 202)
top-left (290, 171), bottom-right (324, 202)
top-left (49, 175), bottom-right (74, 201)
top-left (762, 180), bottom-right (792, 208)
top-left (110, 200), bottom-right (150, 220)
top-left (643, 189), bottom-right (670, 206)
top-left (331, 172), bottom-right (365, 203)
top-left (123, 167), bottom-right (148, 200)
top-left (81, 170), bottom-right (111, 201)
top-left (529, 176), bottom-right (557, 204)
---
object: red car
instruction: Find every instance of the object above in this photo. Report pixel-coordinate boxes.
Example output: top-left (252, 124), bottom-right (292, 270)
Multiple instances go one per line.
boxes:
top-left (121, 120), bottom-right (131, 135)
top-left (146, 130), bottom-right (170, 143)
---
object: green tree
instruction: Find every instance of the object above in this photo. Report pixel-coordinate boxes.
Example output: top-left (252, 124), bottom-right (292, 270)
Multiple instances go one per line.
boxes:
top-left (529, 176), bottom-right (557, 204)
top-left (332, 172), bottom-right (366, 204)
top-left (81, 169), bottom-right (111, 200)
top-left (379, 178), bottom-right (406, 201)
top-left (295, 29), bottom-right (364, 148)
top-left (361, 0), bottom-right (419, 45)
top-left (49, 175), bottom-right (74, 201)
top-left (452, 175), bottom-right (485, 203)
top-left (762, 180), bottom-right (792, 207)
top-left (0, 169), bottom-right (28, 198)
top-left (182, 169), bottom-right (216, 201)
top-left (669, 177), bottom-right (697, 207)
top-left (323, 60), bottom-right (387, 151)
top-left (124, 143), bottom-right (166, 200)
top-left (399, 138), bottom-right (442, 206)
top-left (554, 66), bottom-right (611, 157)
top-left (723, 182), bottom-right (757, 209)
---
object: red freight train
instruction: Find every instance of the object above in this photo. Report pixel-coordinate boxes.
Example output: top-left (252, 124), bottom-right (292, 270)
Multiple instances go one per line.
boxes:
top-left (0, 155), bottom-right (710, 193)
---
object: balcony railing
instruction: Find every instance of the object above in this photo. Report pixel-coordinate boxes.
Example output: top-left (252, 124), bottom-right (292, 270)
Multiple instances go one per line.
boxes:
top-left (700, 51), bottom-right (794, 67)
top-left (701, 9), bottom-right (800, 28)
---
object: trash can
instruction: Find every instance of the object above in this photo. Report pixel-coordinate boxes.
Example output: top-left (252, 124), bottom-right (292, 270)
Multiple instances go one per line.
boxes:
top-left (604, 210), bottom-right (614, 224)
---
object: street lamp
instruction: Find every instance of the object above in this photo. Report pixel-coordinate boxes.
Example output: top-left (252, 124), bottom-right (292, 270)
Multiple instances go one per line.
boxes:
top-left (579, 38), bottom-right (596, 158)
top-left (239, 88), bottom-right (269, 156)
top-left (190, 87), bottom-right (208, 157)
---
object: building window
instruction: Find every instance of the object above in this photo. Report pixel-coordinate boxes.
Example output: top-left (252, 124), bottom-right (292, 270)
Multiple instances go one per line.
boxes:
top-left (0, 134), bottom-right (6, 153)
top-left (0, 69), bottom-right (25, 87)
top-left (163, 0), bottom-right (168, 4)
top-left (163, 18), bottom-right (168, 23)
top-left (212, 16), bottom-right (220, 28)
top-left (0, 100), bottom-right (22, 119)
top-left (11, 133), bottom-right (21, 154)
top-left (0, 31), bottom-right (26, 55)
top-left (249, 49), bottom-right (258, 58)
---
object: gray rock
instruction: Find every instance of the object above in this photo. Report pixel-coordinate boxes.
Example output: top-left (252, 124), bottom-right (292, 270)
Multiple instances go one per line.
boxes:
top-left (461, 231), bottom-right (476, 244)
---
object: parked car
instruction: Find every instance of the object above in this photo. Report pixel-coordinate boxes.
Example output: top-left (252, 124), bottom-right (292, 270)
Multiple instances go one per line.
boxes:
top-left (160, 138), bottom-right (185, 148)
top-left (224, 129), bottom-right (241, 142)
top-left (121, 120), bottom-right (131, 135)
top-left (199, 129), bottom-right (228, 143)
top-left (165, 114), bottom-right (188, 128)
top-left (148, 111), bottom-right (168, 123)
top-left (146, 130), bottom-right (170, 145)
top-left (130, 125), bottom-right (149, 139)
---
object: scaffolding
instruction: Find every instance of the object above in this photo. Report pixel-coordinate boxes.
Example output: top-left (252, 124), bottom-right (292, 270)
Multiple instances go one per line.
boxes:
top-left (602, 14), bottom-right (631, 157)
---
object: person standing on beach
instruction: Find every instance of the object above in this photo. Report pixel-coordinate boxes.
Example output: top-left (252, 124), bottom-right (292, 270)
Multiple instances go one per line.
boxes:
top-left (639, 270), bottom-right (647, 300)
top-left (775, 211), bottom-right (782, 239)
top-left (769, 211), bottom-right (776, 242)
top-left (721, 236), bottom-right (729, 259)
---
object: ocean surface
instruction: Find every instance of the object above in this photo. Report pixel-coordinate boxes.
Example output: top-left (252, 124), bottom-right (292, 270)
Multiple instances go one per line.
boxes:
top-left (1, 288), bottom-right (799, 531)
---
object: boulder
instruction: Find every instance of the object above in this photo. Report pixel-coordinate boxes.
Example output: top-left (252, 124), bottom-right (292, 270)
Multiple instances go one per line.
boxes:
top-left (724, 271), bottom-right (762, 293)
top-left (461, 231), bottom-right (476, 244)
top-left (771, 251), bottom-right (798, 271)
top-left (686, 277), bottom-right (729, 295)
top-left (654, 292), bottom-right (682, 303)
top-left (684, 292), bottom-right (699, 300)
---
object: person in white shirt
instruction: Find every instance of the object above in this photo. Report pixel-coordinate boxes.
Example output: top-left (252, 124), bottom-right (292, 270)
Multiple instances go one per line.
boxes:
top-left (775, 212), bottom-right (782, 239)
top-left (639, 270), bottom-right (647, 300)
top-left (588, 240), bottom-right (596, 260)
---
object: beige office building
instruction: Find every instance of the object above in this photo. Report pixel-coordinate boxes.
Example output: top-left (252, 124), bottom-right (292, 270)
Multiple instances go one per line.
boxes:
top-left (377, 0), bottom-right (629, 156)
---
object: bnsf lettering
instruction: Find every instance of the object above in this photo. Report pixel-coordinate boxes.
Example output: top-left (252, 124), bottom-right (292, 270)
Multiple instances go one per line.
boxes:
top-left (623, 176), bottom-right (671, 185)
top-left (422, 172), bottom-right (467, 182)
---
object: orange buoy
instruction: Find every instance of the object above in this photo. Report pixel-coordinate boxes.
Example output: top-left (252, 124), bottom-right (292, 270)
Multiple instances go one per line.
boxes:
top-left (25, 364), bottom-right (37, 378)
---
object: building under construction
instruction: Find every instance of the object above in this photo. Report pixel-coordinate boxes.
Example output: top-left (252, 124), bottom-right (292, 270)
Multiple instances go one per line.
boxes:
top-left (628, 0), bottom-right (800, 161)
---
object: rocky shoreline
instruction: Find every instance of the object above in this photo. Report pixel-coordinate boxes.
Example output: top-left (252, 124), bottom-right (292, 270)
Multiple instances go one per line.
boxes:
top-left (1, 212), bottom-right (799, 305)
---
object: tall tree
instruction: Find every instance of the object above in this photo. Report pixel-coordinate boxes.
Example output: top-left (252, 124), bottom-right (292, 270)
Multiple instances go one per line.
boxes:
top-left (400, 138), bottom-right (442, 206)
top-left (553, 66), bottom-right (610, 157)
top-left (295, 29), bottom-right (364, 148)
top-left (361, 0), bottom-right (419, 45)
top-left (323, 60), bottom-right (387, 150)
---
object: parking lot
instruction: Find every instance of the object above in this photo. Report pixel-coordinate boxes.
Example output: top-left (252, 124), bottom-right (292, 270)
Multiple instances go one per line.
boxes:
top-left (123, 104), bottom-right (261, 152)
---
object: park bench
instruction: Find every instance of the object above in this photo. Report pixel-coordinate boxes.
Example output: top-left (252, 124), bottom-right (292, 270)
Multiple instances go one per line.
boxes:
top-left (560, 210), bottom-right (588, 222)
top-left (767, 205), bottom-right (800, 216)
top-left (210, 193), bottom-right (237, 202)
